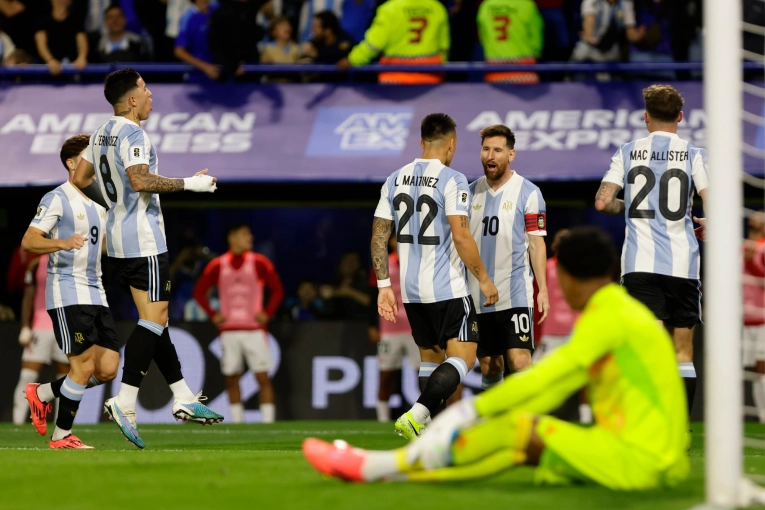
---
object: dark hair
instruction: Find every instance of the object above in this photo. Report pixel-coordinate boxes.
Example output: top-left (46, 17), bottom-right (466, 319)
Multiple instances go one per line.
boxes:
top-left (421, 113), bottom-right (457, 142)
top-left (226, 222), bottom-right (250, 238)
top-left (59, 134), bottom-right (90, 170)
top-left (314, 10), bottom-right (340, 35)
top-left (479, 124), bottom-right (515, 149)
top-left (104, 4), bottom-right (122, 16)
top-left (643, 84), bottom-right (683, 123)
top-left (103, 68), bottom-right (141, 105)
top-left (556, 227), bottom-right (618, 279)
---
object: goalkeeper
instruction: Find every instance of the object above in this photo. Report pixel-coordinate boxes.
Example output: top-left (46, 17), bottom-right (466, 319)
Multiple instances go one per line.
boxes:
top-left (303, 226), bottom-right (690, 490)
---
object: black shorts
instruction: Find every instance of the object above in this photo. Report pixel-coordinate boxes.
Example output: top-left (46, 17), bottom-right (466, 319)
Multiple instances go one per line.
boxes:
top-left (403, 296), bottom-right (479, 350)
top-left (48, 305), bottom-right (120, 356)
top-left (111, 252), bottom-right (171, 302)
top-left (476, 307), bottom-right (535, 357)
top-left (621, 272), bottom-right (702, 328)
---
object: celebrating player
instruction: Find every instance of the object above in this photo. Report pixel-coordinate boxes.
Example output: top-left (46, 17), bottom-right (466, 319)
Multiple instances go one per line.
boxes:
top-left (73, 68), bottom-right (222, 449)
top-left (371, 113), bottom-right (498, 440)
top-left (192, 223), bottom-right (284, 424)
top-left (595, 84), bottom-right (708, 417)
top-left (11, 253), bottom-right (69, 425)
top-left (368, 234), bottom-right (420, 423)
top-left (303, 227), bottom-right (690, 490)
top-left (21, 135), bottom-right (121, 449)
top-left (468, 124), bottom-right (549, 389)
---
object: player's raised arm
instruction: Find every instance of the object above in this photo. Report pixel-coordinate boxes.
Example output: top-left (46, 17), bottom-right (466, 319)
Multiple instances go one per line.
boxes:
top-left (125, 165), bottom-right (217, 194)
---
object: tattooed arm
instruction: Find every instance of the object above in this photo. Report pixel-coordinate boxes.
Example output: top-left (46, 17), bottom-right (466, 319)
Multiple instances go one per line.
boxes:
top-left (371, 217), bottom-right (393, 280)
top-left (447, 214), bottom-right (498, 306)
top-left (126, 164), bottom-right (185, 193)
top-left (594, 182), bottom-right (625, 215)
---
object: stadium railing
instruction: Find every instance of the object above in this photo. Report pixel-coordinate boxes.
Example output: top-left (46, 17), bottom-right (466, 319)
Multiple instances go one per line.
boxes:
top-left (2, 61), bottom-right (763, 82)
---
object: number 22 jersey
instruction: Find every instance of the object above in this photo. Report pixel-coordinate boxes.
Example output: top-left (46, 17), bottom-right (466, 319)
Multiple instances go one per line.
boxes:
top-left (83, 116), bottom-right (167, 259)
top-left (601, 131), bottom-right (709, 280)
top-left (374, 159), bottom-right (471, 304)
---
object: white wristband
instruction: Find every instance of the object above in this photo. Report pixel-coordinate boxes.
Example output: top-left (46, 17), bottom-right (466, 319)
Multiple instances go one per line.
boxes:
top-left (377, 278), bottom-right (391, 288)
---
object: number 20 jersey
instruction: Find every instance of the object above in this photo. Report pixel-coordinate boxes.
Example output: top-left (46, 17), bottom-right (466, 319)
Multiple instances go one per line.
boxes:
top-left (374, 159), bottom-right (471, 304)
top-left (29, 181), bottom-right (107, 309)
top-left (83, 116), bottom-right (167, 259)
top-left (601, 131), bottom-right (709, 280)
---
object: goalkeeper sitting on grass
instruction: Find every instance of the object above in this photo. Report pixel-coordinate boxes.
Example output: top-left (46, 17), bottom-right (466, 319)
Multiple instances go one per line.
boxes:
top-left (303, 226), bottom-right (689, 490)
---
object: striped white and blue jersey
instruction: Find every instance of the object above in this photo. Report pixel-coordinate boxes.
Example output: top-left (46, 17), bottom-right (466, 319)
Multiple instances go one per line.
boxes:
top-left (29, 181), bottom-right (108, 309)
top-left (468, 173), bottom-right (546, 313)
top-left (374, 159), bottom-right (472, 304)
top-left (82, 116), bottom-right (167, 259)
top-left (602, 131), bottom-right (709, 280)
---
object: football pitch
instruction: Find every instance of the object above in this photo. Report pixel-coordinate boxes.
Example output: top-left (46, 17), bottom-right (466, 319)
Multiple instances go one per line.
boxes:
top-left (1, 422), bottom-right (764, 510)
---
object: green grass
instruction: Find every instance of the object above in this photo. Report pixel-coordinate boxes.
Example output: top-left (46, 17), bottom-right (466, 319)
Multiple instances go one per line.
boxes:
top-left (1, 421), bottom-right (764, 510)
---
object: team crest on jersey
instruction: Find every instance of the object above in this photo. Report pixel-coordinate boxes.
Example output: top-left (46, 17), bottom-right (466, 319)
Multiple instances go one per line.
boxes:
top-left (501, 200), bottom-right (513, 212)
top-left (99, 210), bottom-right (107, 218)
top-left (74, 332), bottom-right (84, 344)
top-left (537, 214), bottom-right (546, 229)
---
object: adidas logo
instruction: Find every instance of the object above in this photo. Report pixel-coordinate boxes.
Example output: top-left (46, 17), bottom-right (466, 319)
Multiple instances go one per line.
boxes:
top-left (77, 213), bottom-right (85, 220)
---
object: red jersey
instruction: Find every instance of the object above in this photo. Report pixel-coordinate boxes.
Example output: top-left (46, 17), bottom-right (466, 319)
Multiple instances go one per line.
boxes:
top-left (538, 257), bottom-right (580, 337)
top-left (193, 251), bottom-right (284, 332)
top-left (744, 238), bottom-right (765, 326)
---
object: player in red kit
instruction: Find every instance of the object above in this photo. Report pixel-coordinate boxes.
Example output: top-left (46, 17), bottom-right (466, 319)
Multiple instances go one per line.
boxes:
top-left (193, 223), bottom-right (284, 423)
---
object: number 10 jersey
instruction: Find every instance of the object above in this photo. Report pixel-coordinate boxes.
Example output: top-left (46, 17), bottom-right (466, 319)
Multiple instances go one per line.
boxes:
top-left (601, 131), bottom-right (709, 280)
top-left (374, 158), bottom-right (471, 304)
top-left (83, 116), bottom-right (167, 258)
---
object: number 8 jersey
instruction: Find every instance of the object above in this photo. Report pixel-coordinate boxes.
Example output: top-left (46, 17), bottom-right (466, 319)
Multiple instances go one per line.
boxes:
top-left (29, 181), bottom-right (108, 309)
top-left (601, 131), bottom-right (709, 280)
top-left (82, 116), bottom-right (167, 258)
top-left (374, 158), bottom-right (471, 304)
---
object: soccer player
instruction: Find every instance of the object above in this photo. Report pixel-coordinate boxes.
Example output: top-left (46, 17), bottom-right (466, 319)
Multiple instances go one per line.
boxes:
top-left (468, 124), bottom-right (549, 390)
top-left (369, 234), bottom-right (420, 422)
top-left (192, 223), bottom-right (284, 424)
top-left (21, 134), bottom-right (121, 449)
top-left (371, 113), bottom-right (498, 440)
top-left (303, 227), bottom-right (690, 490)
top-left (595, 84), bottom-right (707, 417)
top-left (12, 253), bottom-right (69, 425)
top-left (73, 68), bottom-right (223, 449)
top-left (743, 212), bottom-right (765, 422)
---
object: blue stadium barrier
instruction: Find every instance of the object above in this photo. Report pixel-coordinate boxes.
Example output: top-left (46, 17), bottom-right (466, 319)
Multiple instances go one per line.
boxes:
top-left (1, 61), bottom-right (763, 79)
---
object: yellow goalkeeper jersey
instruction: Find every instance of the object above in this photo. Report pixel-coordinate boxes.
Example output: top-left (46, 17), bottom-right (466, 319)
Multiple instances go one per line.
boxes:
top-left (475, 284), bottom-right (688, 473)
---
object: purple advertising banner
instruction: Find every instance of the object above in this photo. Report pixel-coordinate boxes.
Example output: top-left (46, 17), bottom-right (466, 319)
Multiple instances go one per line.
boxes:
top-left (0, 82), bottom-right (762, 185)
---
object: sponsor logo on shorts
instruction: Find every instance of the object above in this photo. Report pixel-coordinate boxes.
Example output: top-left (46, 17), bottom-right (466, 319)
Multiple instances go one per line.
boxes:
top-left (471, 322), bottom-right (478, 334)
top-left (502, 200), bottom-right (513, 212)
top-left (74, 332), bottom-right (84, 344)
top-left (165, 281), bottom-right (171, 292)
top-left (520, 334), bottom-right (529, 343)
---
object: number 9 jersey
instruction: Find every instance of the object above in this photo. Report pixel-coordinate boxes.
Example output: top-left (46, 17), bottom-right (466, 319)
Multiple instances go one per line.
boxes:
top-left (29, 181), bottom-right (108, 309)
top-left (601, 131), bottom-right (709, 280)
top-left (82, 116), bottom-right (167, 259)
top-left (374, 158), bottom-right (472, 304)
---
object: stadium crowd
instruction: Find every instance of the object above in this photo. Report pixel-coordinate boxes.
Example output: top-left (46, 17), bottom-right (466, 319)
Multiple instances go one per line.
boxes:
top-left (0, 0), bottom-right (718, 82)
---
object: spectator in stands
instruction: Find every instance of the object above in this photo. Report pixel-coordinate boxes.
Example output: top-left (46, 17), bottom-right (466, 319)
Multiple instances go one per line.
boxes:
top-left (0, 0), bottom-right (41, 59)
top-left (628, 0), bottom-right (675, 79)
top-left (84, 0), bottom-right (141, 35)
top-left (301, 10), bottom-right (352, 65)
top-left (209, 0), bottom-right (268, 80)
top-left (92, 5), bottom-right (150, 63)
top-left (535, 0), bottom-right (572, 61)
top-left (323, 251), bottom-right (371, 321)
top-left (0, 25), bottom-right (20, 64)
top-left (35, 0), bottom-right (88, 75)
top-left (282, 280), bottom-right (329, 321)
top-left (477, 0), bottom-right (543, 83)
top-left (337, 0), bottom-right (450, 84)
top-left (260, 15), bottom-right (300, 66)
top-left (297, 0), bottom-right (374, 44)
top-left (169, 235), bottom-right (216, 320)
top-left (570, 0), bottom-right (644, 70)
top-left (164, 0), bottom-right (192, 61)
top-left (174, 0), bottom-right (219, 80)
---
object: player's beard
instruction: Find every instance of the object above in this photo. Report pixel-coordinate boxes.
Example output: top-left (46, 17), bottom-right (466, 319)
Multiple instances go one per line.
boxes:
top-left (482, 160), bottom-right (508, 183)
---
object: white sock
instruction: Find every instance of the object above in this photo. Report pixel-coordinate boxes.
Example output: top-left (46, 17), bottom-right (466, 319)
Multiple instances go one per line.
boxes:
top-left (362, 450), bottom-right (399, 481)
top-left (261, 403), bottom-right (275, 423)
top-left (754, 378), bottom-right (765, 423)
top-left (13, 368), bottom-right (38, 424)
top-left (579, 403), bottom-right (593, 424)
top-left (230, 403), bottom-right (243, 423)
top-left (169, 379), bottom-right (196, 402)
top-left (52, 426), bottom-right (70, 441)
top-left (117, 383), bottom-right (140, 410)
top-left (409, 402), bottom-right (430, 424)
top-left (376, 401), bottom-right (390, 422)
top-left (36, 382), bottom-right (55, 403)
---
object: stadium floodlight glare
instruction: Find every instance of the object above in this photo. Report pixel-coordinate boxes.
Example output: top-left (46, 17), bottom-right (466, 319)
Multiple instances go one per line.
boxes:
top-left (696, 0), bottom-right (765, 508)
